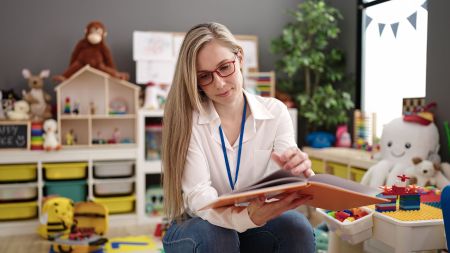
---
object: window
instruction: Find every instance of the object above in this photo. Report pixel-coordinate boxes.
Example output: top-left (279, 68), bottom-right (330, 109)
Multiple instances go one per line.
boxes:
top-left (360, 0), bottom-right (428, 138)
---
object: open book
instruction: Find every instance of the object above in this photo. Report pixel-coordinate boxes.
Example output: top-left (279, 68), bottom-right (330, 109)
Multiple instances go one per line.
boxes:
top-left (200, 170), bottom-right (389, 211)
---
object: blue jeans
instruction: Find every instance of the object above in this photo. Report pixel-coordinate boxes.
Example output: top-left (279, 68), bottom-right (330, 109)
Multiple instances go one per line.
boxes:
top-left (163, 210), bottom-right (315, 253)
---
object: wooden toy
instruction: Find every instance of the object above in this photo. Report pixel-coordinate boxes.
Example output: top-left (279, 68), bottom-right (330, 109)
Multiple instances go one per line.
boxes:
top-left (55, 66), bottom-right (139, 148)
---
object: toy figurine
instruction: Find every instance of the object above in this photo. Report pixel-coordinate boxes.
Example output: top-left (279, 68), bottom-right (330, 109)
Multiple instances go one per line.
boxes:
top-left (6, 100), bottom-right (30, 120)
top-left (64, 97), bottom-right (71, 114)
top-left (65, 129), bottom-right (76, 145)
top-left (89, 102), bottom-right (96, 115)
top-left (72, 101), bottom-right (80, 114)
top-left (43, 119), bottom-right (61, 151)
top-left (112, 127), bottom-right (121, 143)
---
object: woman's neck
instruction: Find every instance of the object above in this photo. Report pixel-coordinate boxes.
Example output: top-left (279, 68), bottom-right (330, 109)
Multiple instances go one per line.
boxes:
top-left (214, 93), bottom-right (245, 122)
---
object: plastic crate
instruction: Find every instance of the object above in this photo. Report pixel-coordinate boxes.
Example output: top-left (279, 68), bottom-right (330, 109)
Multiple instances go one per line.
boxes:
top-left (0, 201), bottom-right (38, 220)
top-left (350, 167), bottom-right (366, 182)
top-left (94, 195), bottom-right (135, 214)
top-left (311, 158), bottom-right (325, 174)
top-left (317, 208), bottom-right (374, 245)
top-left (0, 183), bottom-right (37, 202)
top-left (45, 180), bottom-right (87, 202)
top-left (94, 180), bottom-right (134, 197)
top-left (44, 162), bottom-right (87, 180)
top-left (0, 164), bottom-right (36, 183)
top-left (93, 160), bottom-right (134, 179)
top-left (326, 162), bottom-right (349, 179)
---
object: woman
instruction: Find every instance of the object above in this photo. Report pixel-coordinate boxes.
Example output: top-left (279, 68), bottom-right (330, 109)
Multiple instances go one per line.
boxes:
top-left (162, 22), bottom-right (315, 253)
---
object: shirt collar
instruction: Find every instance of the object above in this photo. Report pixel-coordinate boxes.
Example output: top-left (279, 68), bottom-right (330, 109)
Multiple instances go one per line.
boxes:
top-left (197, 89), bottom-right (274, 125)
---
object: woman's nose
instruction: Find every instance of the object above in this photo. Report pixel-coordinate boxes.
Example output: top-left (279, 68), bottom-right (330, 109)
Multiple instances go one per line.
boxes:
top-left (212, 72), bottom-right (226, 89)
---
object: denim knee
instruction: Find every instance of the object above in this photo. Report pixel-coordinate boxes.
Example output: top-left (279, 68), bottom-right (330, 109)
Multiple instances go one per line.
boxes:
top-left (163, 217), bottom-right (239, 253)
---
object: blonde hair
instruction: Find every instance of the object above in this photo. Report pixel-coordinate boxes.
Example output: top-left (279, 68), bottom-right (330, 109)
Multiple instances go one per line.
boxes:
top-left (162, 22), bottom-right (243, 221)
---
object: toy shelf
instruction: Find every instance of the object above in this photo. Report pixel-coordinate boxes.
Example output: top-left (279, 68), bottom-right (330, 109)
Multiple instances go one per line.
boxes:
top-left (55, 65), bottom-right (140, 149)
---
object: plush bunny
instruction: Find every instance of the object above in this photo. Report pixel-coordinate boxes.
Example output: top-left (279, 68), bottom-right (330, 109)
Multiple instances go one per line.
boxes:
top-left (22, 69), bottom-right (52, 122)
top-left (43, 119), bottom-right (61, 151)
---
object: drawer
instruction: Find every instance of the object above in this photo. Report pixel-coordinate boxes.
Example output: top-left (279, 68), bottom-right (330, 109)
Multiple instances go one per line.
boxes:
top-left (350, 167), bottom-right (366, 182)
top-left (0, 201), bottom-right (38, 221)
top-left (93, 160), bottom-right (134, 179)
top-left (44, 162), bottom-right (87, 180)
top-left (94, 180), bottom-right (134, 197)
top-left (0, 164), bottom-right (36, 183)
top-left (94, 195), bottom-right (135, 214)
top-left (45, 180), bottom-right (87, 203)
top-left (326, 162), bottom-right (349, 179)
top-left (0, 183), bottom-right (37, 202)
top-left (311, 158), bottom-right (325, 174)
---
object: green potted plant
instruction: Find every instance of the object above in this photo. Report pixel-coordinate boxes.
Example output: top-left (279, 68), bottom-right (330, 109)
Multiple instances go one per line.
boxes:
top-left (271, 0), bottom-right (354, 140)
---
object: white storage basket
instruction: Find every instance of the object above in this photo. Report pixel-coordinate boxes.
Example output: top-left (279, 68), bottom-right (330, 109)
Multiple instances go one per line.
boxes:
top-left (93, 160), bottom-right (134, 178)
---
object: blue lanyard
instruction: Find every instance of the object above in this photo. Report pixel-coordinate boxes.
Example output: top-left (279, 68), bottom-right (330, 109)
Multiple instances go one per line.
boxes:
top-left (219, 96), bottom-right (247, 191)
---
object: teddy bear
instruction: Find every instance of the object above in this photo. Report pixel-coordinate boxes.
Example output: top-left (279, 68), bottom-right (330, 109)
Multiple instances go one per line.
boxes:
top-left (22, 69), bottom-right (52, 122)
top-left (361, 117), bottom-right (440, 187)
top-left (43, 119), bottom-right (61, 151)
top-left (406, 157), bottom-right (450, 189)
top-left (6, 100), bottom-right (30, 120)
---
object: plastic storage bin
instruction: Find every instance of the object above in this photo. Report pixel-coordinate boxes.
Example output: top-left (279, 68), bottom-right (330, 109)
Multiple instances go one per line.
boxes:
top-left (0, 201), bottom-right (38, 220)
top-left (45, 180), bottom-right (87, 202)
top-left (94, 180), bottom-right (134, 197)
top-left (326, 162), bottom-right (349, 179)
top-left (317, 208), bottom-right (374, 245)
top-left (93, 160), bottom-right (134, 178)
top-left (44, 162), bottom-right (87, 180)
top-left (350, 167), bottom-right (366, 182)
top-left (94, 195), bottom-right (135, 214)
top-left (0, 164), bottom-right (36, 183)
top-left (311, 158), bottom-right (325, 174)
top-left (0, 183), bottom-right (37, 202)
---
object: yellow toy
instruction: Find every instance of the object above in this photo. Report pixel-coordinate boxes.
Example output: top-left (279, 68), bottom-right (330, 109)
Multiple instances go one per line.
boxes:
top-left (38, 197), bottom-right (74, 240)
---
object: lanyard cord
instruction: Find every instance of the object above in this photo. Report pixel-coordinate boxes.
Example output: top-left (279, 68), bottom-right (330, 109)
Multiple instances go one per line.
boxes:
top-left (219, 96), bottom-right (247, 191)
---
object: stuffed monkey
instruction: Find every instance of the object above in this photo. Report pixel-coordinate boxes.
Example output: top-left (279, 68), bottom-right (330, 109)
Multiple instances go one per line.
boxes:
top-left (53, 21), bottom-right (129, 82)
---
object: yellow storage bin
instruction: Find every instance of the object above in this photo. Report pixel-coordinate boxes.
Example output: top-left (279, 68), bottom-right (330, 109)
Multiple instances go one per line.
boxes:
top-left (326, 162), bottom-right (349, 179)
top-left (350, 167), bottom-right (366, 182)
top-left (311, 158), bottom-right (325, 174)
top-left (44, 162), bottom-right (87, 180)
top-left (0, 164), bottom-right (37, 183)
top-left (94, 195), bottom-right (135, 214)
top-left (0, 201), bottom-right (38, 220)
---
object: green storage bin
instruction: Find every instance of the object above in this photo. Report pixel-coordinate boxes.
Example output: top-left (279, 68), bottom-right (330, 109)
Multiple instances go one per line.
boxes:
top-left (45, 180), bottom-right (87, 202)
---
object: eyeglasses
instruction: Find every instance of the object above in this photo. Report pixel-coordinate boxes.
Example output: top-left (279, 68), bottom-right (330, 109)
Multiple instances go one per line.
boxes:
top-left (197, 57), bottom-right (237, 87)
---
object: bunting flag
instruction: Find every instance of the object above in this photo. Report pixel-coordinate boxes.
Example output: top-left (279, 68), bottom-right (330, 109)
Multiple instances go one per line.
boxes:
top-left (365, 0), bottom-right (427, 37)
top-left (407, 12), bottom-right (417, 29)
top-left (391, 22), bottom-right (399, 38)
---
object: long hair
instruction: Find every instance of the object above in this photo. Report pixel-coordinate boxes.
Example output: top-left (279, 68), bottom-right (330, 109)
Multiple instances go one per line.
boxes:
top-left (162, 22), bottom-right (243, 221)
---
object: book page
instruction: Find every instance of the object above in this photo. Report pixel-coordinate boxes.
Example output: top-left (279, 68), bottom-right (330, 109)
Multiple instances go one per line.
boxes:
top-left (308, 174), bottom-right (381, 196)
top-left (231, 170), bottom-right (305, 194)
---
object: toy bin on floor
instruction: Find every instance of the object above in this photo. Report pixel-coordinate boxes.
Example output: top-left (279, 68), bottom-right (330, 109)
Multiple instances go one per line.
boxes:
top-left (93, 195), bottom-right (135, 214)
top-left (0, 164), bottom-right (36, 183)
top-left (317, 208), bottom-right (374, 245)
top-left (94, 179), bottom-right (134, 197)
top-left (0, 201), bottom-right (38, 220)
top-left (93, 160), bottom-right (134, 179)
top-left (44, 180), bottom-right (87, 202)
top-left (0, 183), bottom-right (37, 202)
top-left (43, 162), bottom-right (87, 180)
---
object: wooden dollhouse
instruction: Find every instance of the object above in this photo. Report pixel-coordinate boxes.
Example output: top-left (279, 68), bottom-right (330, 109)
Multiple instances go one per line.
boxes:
top-left (55, 65), bottom-right (140, 148)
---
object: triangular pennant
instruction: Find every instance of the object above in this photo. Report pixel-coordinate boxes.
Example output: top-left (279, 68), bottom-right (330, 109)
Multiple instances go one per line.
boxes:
top-left (407, 12), bottom-right (417, 29)
top-left (391, 22), bottom-right (399, 38)
top-left (422, 0), bottom-right (428, 10)
top-left (365, 15), bottom-right (373, 30)
top-left (378, 23), bottom-right (386, 36)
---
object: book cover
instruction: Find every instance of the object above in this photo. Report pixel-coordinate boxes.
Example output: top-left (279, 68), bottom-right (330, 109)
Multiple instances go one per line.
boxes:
top-left (200, 170), bottom-right (389, 211)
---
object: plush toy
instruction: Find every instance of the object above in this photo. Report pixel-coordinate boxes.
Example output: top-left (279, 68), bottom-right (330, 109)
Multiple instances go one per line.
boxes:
top-left (6, 100), bottom-right (30, 120)
top-left (38, 197), bottom-right (74, 240)
top-left (361, 117), bottom-right (440, 187)
top-left (306, 131), bottom-right (336, 148)
top-left (53, 21), bottom-right (129, 82)
top-left (22, 69), bottom-right (52, 121)
top-left (407, 157), bottom-right (450, 189)
top-left (43, 119), bottom-right (61, 151)
top-left (335, 124), bottom-right (351, 148)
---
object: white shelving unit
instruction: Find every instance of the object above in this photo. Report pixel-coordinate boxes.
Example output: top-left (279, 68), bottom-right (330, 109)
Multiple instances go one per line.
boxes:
top-left (0, 147), bottom-right (139, 236)
top-left (136, 109), bottom-right (164, 224)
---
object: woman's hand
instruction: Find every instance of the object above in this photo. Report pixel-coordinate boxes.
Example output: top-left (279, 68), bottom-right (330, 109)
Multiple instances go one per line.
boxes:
top-left (271, 147), bottom-right (315, 177)
top-left (247, 193), bottom-right (312, 226)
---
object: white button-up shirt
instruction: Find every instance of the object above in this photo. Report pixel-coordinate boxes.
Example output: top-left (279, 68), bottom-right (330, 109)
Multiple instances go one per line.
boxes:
top-left (182, 90), bottom-right (297, 232)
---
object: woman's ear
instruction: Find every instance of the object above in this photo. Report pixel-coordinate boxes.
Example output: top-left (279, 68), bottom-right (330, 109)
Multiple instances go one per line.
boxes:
top-left (236, 50), bottom-right (244, 66)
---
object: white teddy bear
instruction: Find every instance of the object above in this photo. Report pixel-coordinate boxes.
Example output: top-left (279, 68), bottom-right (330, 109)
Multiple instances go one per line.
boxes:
top-left (7, 100), bottom-right (30, 120)
top-left (406, 157), bottom-right (450, 189)
top-left (43, 119), bottom-right (61, 151)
